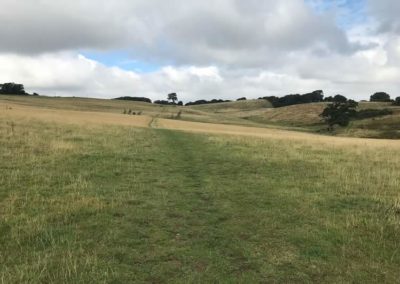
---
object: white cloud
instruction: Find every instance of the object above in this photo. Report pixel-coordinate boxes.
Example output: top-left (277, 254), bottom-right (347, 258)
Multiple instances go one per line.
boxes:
top-left (0, 0), bottom-right (400, 101)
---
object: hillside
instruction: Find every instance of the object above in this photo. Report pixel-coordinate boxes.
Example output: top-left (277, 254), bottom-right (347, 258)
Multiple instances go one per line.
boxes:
top-left (191, 99), bottom-right (272, 112)
top-left (0, 95), bottom-right (268, 128)
top-left (192, 100), bottom-right (400, 138)
top-left (1, 95), bottom-right (399, 138)
top-left (1, 95), bottom-right (400, 282)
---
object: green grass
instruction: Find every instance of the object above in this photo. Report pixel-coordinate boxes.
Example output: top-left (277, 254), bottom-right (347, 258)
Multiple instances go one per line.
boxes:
top-left (1, 116), bottom-right (400, 283)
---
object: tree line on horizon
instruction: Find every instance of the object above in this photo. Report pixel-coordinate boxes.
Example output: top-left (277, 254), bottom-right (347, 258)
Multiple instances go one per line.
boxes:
top-left (116, 90), bottom-right (400, 107)
top-left (2, 82), bottom-right (399, 107)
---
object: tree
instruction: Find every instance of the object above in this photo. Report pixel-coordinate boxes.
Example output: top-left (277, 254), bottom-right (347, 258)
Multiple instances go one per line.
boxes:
top-left (259, 90), bottom-right (324, 108)
top-left (320, 100), bottom-right (358, 131)
top-left (333, 94), bottom-right (347, 102)
top-left (0, 82), bottom-right (26, 95)
top-left (370, 92), bottom-right (391, 102)
top-left (393, 97), bottom-right (400, 106)
top-left (167, 93), bottom-right (178, 104)
top-left (237, 97), bottom-right (247, 101)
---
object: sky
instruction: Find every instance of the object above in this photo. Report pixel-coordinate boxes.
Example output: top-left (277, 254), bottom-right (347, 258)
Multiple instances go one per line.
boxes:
top-left (0, 0), bottom-right (399, 102)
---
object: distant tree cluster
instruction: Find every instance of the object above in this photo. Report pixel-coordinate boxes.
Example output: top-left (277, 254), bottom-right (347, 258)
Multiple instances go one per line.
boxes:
top-left (114, 96), bottom-right (152, 103)
top-left (185, 99), bottom-right (231, 106)
top-left (370, 92), bottom-right (391, 102)
top-left (154, 93), bottom-right (183, 105)
top-left (0, 82), bottom-right (40, 96)
top-left (154, 100), bottom-right (183, 106)
top-left (394, 97), bottom-right (400, 106)
top-left (237, 97), bottom-right (247, 101)
top-left (324, 94), bottom-right (348, 103)
top-left (259, 90), bottom-right (324, 108)
top-left (0, 83), bottom-right (26, 95)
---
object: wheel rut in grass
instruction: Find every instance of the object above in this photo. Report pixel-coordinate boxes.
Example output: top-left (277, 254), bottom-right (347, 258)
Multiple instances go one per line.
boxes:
top-left (152, 129), bottom-right (264, 278)
top-left (157, 129), bottom-right (214, 215)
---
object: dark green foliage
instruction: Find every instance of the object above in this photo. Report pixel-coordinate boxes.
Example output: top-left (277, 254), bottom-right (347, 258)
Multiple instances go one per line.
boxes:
top-left (0, 82), bottom-right (26, 95)
top-left (324, 95), bottom-right (347, 102)
top-left (393, 97), bottom-right (400, 106)
top-left (355, 109), bottom-right (393, 119)
top-left (237, 97), bottom-right (247, 101)
top-left (154, 100), bottom-right (176, 105)
top-left (185, 99), bottom-right (231, 106)
top-left (114, 97), bottom-right (152, 103)
top-left (333, 95), bottom-right (347, 102)
top-left (260, 90), bottom-right (324, 108)
top-left (320, 100), bottom-right (358, 130)
top-left (167, 93), bottom-right (178, 104)
top-left (370, 92), bottom-right (391, 102)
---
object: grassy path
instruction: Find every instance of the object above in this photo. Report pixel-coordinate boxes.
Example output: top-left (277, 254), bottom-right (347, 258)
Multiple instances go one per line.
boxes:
top-left (1, 118), bottom-right (400, 283)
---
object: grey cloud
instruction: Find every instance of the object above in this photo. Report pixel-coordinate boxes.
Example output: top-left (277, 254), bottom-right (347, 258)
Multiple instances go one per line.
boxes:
top-left (368, 0), bottom-right (400, 33)
top-left (0, 0), bottom-right (361, 67)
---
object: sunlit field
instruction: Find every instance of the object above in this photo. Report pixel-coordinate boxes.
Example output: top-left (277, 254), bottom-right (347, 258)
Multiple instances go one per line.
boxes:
top-left (1, 102), bottom-right (400, 283)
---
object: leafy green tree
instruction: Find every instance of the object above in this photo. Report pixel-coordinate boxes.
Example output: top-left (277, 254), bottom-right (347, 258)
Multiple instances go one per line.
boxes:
top-left (370, 92), bottom-right (391, 102)
top-left (320, 100), bottom-right (358, 131)
top-left (394, 97), bottom-right (400, 106)
top-left (0, 82), bottom-right (25, 95)
top-left (333, 94), bottom-right (347, 102)
top-left (167, 93), bottom-right (178, 104)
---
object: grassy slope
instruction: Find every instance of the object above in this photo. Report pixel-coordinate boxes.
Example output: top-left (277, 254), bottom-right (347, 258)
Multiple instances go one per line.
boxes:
top-left (1, 113), bottom-right (400, 282)
top-left (2, 95), bottom-right (399, 138)
top-left (191, 99), bottom-right (272, 113)
top-left (0, 95), bottom-right (265, 128)
top-left (198, 101), bottom-right (400, 138)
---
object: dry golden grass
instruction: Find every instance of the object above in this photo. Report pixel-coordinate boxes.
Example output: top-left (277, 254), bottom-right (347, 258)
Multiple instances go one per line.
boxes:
top-left (156, 117), bottom-right (400, 149)
top-left (244, 102), bottom-right (326, 125)
top-left (0, 102), bottom-right (152, 128)
top-left (1, 98), bottom-right (399, 150)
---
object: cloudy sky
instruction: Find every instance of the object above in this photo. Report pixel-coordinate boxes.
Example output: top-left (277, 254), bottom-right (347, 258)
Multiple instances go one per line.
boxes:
top-left (0, 0), bottom-right (399, 101)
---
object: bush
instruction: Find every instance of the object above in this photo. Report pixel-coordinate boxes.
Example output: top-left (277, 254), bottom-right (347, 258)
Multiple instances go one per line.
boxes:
top-left (355, 109), bottom-right (393, 120)
top-left (237, 97), bottom-right (247, 101)
top-left (393, 97), bottom-right (400, 106)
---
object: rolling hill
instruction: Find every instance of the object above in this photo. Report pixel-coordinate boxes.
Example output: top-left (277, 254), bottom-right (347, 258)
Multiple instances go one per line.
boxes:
top-left (1, 94), bottom-right (400, 282)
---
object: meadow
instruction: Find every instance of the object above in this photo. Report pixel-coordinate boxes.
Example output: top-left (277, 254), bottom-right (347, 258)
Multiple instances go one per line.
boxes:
top-left (1, 97), bottom-right (400, 283)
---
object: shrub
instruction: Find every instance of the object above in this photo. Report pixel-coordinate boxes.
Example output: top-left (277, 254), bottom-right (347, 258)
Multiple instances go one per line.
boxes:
top-left (355, 109), bottom-right (393, 119)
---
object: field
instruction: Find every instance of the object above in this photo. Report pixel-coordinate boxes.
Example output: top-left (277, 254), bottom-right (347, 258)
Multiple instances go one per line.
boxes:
top-left (1, 96), bottom-right (400, 283)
